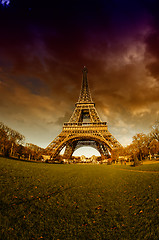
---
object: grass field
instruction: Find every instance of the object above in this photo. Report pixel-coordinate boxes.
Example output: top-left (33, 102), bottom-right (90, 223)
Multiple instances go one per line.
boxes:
top-left (0, 157), bottom-right (159, 240)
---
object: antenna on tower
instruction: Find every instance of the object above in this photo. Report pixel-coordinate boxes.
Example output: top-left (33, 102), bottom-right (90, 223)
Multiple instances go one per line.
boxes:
top-left (78, 66), bottom-right (93, 103)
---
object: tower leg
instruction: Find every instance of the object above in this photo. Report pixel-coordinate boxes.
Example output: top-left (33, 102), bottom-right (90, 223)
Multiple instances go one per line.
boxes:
top-left (96, 142), bottom-right (110, 159)
top-left (63, 141), bottom-right (77, 159)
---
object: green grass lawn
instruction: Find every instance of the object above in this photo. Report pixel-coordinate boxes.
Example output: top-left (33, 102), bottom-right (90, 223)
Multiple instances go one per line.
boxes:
top-left (0, 157), bottom-right (159, 240)
top-left (113, 162), bottom-right (159, 172)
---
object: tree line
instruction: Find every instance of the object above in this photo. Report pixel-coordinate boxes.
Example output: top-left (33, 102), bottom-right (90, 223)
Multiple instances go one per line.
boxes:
top-left (0, 121), bottom-right (159, 163)
top-left (112, 121), bottom-right (159, 165)
top-left (0, 122), bottom-right (44, 161)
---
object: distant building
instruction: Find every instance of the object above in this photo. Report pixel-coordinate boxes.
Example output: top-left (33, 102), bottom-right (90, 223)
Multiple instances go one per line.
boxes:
top-left (80, 155), bottom-right (86, 162)
top-left (42, 155), bottom-right (50, 162)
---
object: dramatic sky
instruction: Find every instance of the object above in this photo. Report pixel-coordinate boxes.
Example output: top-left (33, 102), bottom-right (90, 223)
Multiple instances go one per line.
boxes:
top-left (0, 0), bottom-right (159, 155)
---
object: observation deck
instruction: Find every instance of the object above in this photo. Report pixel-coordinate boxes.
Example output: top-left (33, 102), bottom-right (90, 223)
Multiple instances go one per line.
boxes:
top-left (63, 122), bottom-right (107, 127)
top-left (63, 122), bottom-right (108, 132)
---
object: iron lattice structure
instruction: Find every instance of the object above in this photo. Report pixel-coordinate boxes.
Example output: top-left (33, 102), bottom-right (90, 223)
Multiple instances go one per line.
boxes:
top-left (46, 67), bottom-right (122, 159)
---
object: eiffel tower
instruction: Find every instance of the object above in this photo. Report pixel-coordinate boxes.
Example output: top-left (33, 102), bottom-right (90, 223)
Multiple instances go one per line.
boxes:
top-left (46, 67), bottom-right (121, 159)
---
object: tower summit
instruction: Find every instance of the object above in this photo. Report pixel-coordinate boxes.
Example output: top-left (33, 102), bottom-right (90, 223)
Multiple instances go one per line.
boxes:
top-left (78, 66), bottom-right (93, 103)
top-left (46, 67), bottom-right (122, 160)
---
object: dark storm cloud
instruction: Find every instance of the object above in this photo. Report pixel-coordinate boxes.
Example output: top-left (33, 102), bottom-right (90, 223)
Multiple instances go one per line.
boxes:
top-left (145, 31), bottom-right (159, 80)
top-left (142, 0), bottom-right (159, 80)
top-left (0, 0), bottom-right (159, 147)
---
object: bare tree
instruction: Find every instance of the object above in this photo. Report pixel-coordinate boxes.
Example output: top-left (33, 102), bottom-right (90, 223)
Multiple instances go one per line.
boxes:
top-left (150, 121), bottom-right (159, 141)
top-left (0, 122), bottom-right (25, 157)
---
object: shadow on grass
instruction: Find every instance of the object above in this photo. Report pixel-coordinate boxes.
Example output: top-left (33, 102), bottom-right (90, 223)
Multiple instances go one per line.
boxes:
top-left (0, 199), bottom-right (12, 215)
top-left (9, 185), bottom-right (76, 208)
top-left (0, 155), bottom-right (42, 164)
top-left (0, 155), bottom-right (65, 165)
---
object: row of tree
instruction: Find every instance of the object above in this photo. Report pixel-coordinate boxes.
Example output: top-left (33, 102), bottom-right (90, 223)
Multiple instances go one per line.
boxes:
top-left (112, 122), bottom-right (159, 164)
top-left (0, 121), bottom-right (159, 163)
top-left (0, 122), bottom-right (44, 160)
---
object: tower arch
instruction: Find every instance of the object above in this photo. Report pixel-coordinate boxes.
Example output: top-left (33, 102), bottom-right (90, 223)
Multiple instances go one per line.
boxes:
top-left (73, 146), bottom-right (100, 158)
